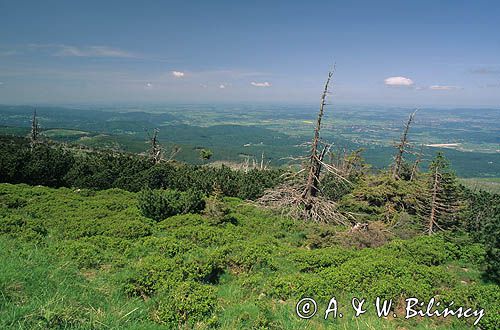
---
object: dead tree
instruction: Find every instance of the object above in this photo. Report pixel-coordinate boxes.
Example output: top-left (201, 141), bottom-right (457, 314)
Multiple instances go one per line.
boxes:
top-left (30, 109), bottom-right (41, 149)
top-left (302, 70), bottom-right (334, 200)
top-left (146, 128), bottom-right (163, 164)
top-left (145, 128), bottom-right (180, 164)
top-left (391, 109), bottom-right (417, 179)
top-left (427, 164), bottom-right (440, 235)
top-left (166, 146), bottom-right (181, 161)
top-left (243, 156), bottom-right (250, 173)
top-left (258, 69), bottom-right (350, 225)
top-left (329, 147), bottom-right (366, 179)
top-left (241, 152), bottom-right (270, 172)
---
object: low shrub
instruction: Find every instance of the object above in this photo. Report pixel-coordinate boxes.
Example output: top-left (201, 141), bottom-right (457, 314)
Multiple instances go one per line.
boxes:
top-left (226, 240), bottom-right (277, 273)
top-left (156, 213), bottom-right (205, 230)
top-left (170, 224), bottom-right (239, 247)
top-left (292, 247), bottom-right (354, 272)
top-left (203, 194), bottom-right (237, 225)
top-left (483, 212), bottom-right (500, 283)
top-left (153, 281), bottom-right (218, 328)
top-left (305, 226), bottom-right (339, 249)
top-left (60, 239), bottom-right (102, 268)
top-left (0, 215), bottom-right (47, 242)
top-left (137, 188), bottom-right (205, 221)
top-left (268, 251), bottom-right (455, 303)
top-left (380, 234), bottom-right (485, 267)
top-left (125, 255), bottom-right (183, 297)
top-left (101, 218), bottom-right (153, 239)
top-left (383, 235), bottom-right (456, 266)
top-left (0, 195), bottom-right (27, 208)
top-left (58, 236), bottom-right (131, 268)
top-left (140, 236), bottom-right (195, 258)
top-left (266, 273), bottom-right (337, 301)
top-left (181, 249), bottom-right (226, 284)
top-left (58, 216), bottom-right (152, 240)
top-left (125, 249), bottom-right (225, 297)
top-left (319, 254), bottom-right (454, 301)
top-left (440, 284), bottom-right (499, 330)
top-left (181, 189), bottom-right (206, 214)
top-left (334, 221), bottom-right (394, 249)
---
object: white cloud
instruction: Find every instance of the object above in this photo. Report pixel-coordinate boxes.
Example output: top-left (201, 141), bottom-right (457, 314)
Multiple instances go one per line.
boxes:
top-left (384, 76), bottom-right (414, 86)
top-left (219, 84), bottom-right (226, 89)
top-left (429, 85), bottom-right (461, 91)
top-left (172, 71), bottom-right (185, 78)
top-left (250, 81), bottom-right (271, 87)
top-left (55, 45), bottom-right (136, 58)
top-left (146, 82), bottom-right (153, 88)
top-left (3, 44), bottom-right (143, 59)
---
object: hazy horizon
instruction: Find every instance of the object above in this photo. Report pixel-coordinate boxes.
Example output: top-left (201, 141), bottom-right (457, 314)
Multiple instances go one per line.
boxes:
top-left (1, 101), bottom-right (500, 111)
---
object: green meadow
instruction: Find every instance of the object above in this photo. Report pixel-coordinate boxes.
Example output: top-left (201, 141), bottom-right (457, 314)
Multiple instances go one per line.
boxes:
top-left (1, 183), bottom-right (498, 329)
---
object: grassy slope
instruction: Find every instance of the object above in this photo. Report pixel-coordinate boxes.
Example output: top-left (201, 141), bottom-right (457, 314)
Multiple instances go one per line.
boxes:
top-left (0, 184), bottom-right (497, 329)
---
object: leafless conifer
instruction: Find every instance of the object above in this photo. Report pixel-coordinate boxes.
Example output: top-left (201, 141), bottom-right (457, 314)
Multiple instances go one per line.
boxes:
top-left (391, 109), bottom-right (418, 179)
top-left (30, 109), bottom-right (41, 149)
top-left (258, 68), bottom-right (350, 225)
top-left (145, 128), bottom-right (180, 164)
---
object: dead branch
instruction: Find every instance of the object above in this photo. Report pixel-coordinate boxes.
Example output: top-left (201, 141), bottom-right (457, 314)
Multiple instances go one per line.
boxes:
top-left (392, 109), bottom-right (418, 179)
top-left (145, 128), bottom-right (180, 164)
top-left (258, 68), bottom-right (350, 224)
top-left (427, 165), bottom-right (440, 235)
top-left (30, 108), bottom-right (41, 149)
top-left (258, 182), bottom-right (349, 225)
top-left (303, 69), bottom-right (335, 199)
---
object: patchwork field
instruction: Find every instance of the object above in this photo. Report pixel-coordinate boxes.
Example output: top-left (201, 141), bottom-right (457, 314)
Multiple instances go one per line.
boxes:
top-left (1, 105), bottom-right (499, 177)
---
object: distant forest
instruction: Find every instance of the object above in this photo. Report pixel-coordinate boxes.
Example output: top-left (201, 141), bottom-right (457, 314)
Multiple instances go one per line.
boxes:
top-left (0, 105), bottom-right (499, 177)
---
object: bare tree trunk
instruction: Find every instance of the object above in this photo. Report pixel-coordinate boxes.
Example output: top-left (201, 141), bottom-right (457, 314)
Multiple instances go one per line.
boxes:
top-left (428, 165), bottom-right (440, 235)
top-left (30, 109), bottom-right (40, 150)
top-left (392, 109), bottom-right (417, 179)
top-left (148, 128), bottom-right (162, 164)
top-left (166, 145), bottom-right (180, 161)
top-left (243, 156), bottom-right (249, 173)
top-left (258, 68), bottom-right (348, 225)
top-left (303, 69), bottom-right (334, 199)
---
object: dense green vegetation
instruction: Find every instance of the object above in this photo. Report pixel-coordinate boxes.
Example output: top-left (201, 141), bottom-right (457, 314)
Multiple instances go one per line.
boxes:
top-left (0, 136), bottom-right (282, 200)
top-left (0, 105), bottom-right (499, 329)
top-left (0, 183), bottom-right (498, 329)
top-left (138, 188), bottom-right (206, 221)
top-left (1, 104), bottom-right (499, 177)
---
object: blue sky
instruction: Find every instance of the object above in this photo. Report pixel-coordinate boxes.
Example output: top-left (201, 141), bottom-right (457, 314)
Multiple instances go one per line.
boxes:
top-left (1, 0), bottom-right (499, 106)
